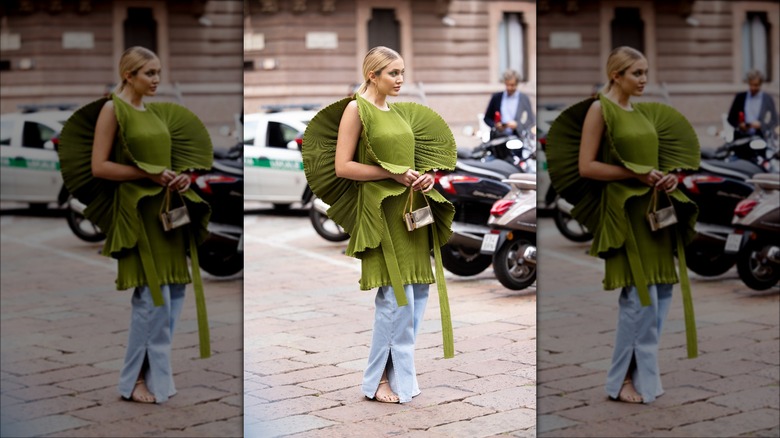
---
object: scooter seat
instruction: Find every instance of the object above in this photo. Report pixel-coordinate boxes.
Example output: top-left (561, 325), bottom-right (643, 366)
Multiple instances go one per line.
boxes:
top-left (212, 159), bottom-right (244, 176)
top-left (699, 159), bottom-right (762, 181)
top-left (748, 173), bottom-right (780, 190)
top-left (456, 158), bottom-right (519, 180)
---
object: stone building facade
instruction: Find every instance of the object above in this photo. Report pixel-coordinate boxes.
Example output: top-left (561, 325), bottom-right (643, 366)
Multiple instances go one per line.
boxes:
top-left (0, 0), bottom-right (243, 149)
top-left (244, 0), bottom-right (538, 143)
top-left (537, 0), bottom-right (779, 147)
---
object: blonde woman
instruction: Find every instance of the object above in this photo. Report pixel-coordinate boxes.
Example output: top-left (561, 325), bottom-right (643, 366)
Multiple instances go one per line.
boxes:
top-left (547, 46), bottom-right (700, 403)
top-left (58, 46), bottom-right (213, 403)
top-left (302, 46), bottom-right (456, 403)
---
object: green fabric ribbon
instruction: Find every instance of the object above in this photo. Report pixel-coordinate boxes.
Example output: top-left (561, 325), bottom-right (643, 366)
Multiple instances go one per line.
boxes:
top-left (380, 215), bottom-right (454, 358)
top-left (134, 216), bottom-right (210, 359)
top-left (676, 231), bottom-right (697, 359)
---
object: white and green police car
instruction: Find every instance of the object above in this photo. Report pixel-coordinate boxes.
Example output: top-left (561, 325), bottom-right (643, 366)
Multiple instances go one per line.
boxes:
top-left (243, 108), bottom-right (316, 207)
top-left (0, 106), bottom-right (73, 209)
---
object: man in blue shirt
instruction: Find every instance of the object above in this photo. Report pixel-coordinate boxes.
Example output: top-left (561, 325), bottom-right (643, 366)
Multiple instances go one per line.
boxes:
top-left (727, 69), bottom-right (778, 141)
top-left (483, 70), bottom-right (535, 138)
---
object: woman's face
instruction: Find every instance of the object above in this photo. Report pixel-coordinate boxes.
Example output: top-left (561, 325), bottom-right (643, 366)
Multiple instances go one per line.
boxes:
top-left (372, 58), bottom-right (405, 97)
top-left (614, 58), bottom-right (648, 96)
top-left (126, 58), bottom-right (161, 96)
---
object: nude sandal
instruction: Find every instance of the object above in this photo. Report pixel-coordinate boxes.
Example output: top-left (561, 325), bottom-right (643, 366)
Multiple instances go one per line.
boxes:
top-left (373, 379), bottom-right (399, 404)
top-left (128, 378), bottom-right (156, 404)
top-left (615, 379), bottom-right (643, 404)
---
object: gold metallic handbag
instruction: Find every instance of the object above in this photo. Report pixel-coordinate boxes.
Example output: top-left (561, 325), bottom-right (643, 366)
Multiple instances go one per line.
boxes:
top-left (159, 189), bottom-right (191, 231)
top-left (403, 186), bottom-right (434, 232)
top-left (646, 189), bottom-right (677, 231)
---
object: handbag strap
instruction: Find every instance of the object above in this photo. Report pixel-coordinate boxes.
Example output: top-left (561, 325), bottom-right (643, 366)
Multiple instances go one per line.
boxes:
top-left (159, 189), bottom-right (187, 215)
top-left (160, 189), bottom-right (171, 216)
top-left (646, 188), bottom-right (674, 215)
top-left (403, 185), bottom-right (431, 217)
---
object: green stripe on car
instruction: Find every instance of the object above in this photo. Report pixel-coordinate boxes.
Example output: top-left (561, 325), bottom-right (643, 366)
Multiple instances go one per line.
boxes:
top-left (1, 157), bottom-right (60, 171)
top-left (245, 157), bottom-right (303, 171)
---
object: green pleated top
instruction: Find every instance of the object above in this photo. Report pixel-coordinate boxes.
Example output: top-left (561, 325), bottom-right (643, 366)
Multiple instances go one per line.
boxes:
top-left (59, 94), bottom-right (213, 287)
top-left (302, 94), bottom-right (458, 357)
top-left (546, 93), bottom-right (701, 358)
top-left (302, 94), bottom-right (457, 286)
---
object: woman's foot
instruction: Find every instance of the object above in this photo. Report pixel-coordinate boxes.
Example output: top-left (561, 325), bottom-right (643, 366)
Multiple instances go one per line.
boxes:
top-left (130, 379), bottom-right (156, 403)
top-left (617, 379), bottom-right (643, 403)
top-left (374, 380), bottom-right (399, 403)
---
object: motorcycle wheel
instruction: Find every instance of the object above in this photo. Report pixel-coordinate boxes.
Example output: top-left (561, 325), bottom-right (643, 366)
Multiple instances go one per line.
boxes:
top-left (440, 244), bottom-right (493, 276)
top-left (197, 239), bottom-right (243, 277)
top-left (553, 208), bottom-right (593, 242)
top-left (66, 206), bottom-right (106, 242)
top-left (309, 207), bottom-right (349, 242)
top-left (493, 234), bottom-right (536, 290)
top-left (684, 243), bottom-right (736, 277)
top-left (736, 239), bottom-right (780, 290)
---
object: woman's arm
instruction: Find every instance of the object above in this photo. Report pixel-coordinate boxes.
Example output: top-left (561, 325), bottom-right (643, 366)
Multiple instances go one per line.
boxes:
top-left (91, 101), bottom-right (175, 186)
top-left (334, 100), bottom-right (419, 186)
top-left (578, 100), bottom-right (662, 186)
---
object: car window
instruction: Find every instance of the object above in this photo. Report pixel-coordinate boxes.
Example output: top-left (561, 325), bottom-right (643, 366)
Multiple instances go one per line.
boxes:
top-left (244, 119), bottom-right (258, 145)
top-left (266, 121), bottom-right (300, 148)
top-left (22, 122), bottom-right (57, 149)
top-left (0, 119), bottom-right (13, 146)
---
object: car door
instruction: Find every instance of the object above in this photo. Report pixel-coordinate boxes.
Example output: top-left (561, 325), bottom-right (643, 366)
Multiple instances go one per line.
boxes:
top-left (245, 120), bottom-right (306, 203)
top-left (12, 119), bottom-right (64, 203)
top-left (0, 117), bottom-right (19, 199)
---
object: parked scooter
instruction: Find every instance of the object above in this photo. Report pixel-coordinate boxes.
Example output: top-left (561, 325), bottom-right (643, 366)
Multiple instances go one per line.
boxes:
top-left (679, 138), bottom-right (768, 276)
top-left (725, 173), bottom-right (780, 290)
top-left (65, 195), bottom-right (106, 242)
top-left (481, 173), bottom-right (537, 290)
top-left (189, 143), bottom-right (244, 277)
top-left (302, 186), bottom-right (349, 242)
top-left (435, 136), bottom-right (529, 276)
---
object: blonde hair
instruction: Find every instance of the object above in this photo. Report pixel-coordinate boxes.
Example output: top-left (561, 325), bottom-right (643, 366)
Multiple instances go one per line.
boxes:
top-left (113, 46), bottom-right (159, 94)
top-left (358, 46), bottom-right (401, 94)
top-left (600, 46), bottom-right (646, 94)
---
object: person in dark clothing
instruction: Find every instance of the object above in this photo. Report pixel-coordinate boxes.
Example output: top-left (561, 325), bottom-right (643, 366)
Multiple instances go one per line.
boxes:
top-left (483, 69), bottom-right (535, 137)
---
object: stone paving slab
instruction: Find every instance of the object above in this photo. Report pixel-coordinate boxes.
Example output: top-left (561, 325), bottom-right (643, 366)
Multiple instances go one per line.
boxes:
top-left (243, 208), bottom-right (536, 436)
top-left (1, 213), bottom-right (243, 437)
top-left (537, 217), bottom-right (780, 437)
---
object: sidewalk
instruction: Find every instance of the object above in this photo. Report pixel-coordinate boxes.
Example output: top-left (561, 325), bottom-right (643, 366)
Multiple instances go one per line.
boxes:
top-left (0, 212), bottom-right (243, 437)
top-left (536, 217), bottom-right (780, 437)
top-left (243, 208), bottom-right (537, 437)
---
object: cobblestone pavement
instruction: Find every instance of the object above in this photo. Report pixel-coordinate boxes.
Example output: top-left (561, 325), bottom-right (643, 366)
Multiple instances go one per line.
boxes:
top-left (243, 203), bottom-right (537, 437)
top-left (536, 217), bottom-right (780, 437)
top-left (0, 207), bottom-right (243, 437)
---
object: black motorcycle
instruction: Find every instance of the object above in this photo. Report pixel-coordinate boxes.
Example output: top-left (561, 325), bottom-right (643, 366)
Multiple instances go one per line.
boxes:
top-left (435, 134), bottom-right (532, 276)
top-left (189, 143), bottom-right (244, 277)
top-left (678, 136), bottom-right (771, 277)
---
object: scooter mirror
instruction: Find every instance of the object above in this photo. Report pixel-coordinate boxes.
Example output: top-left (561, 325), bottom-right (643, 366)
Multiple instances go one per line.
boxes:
top-left (749, 139), bottom-right (767, 150)
top-left (506, 139), bottom-right (523, 150)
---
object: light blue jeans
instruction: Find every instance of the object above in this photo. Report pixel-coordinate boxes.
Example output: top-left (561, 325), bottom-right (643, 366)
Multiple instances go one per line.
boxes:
top-left (118, 284), bottom-right (185, 403)
top-left (606, 283), bottom-right (673, 403)
top-left (362, 284), bottom-right (429, 403)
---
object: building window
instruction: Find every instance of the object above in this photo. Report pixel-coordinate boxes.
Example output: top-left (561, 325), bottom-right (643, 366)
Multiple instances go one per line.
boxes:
top-left (123, 7), bottom-right (158, 52)
top-left (499, 12), bottom-right (526, 81)
top-left (741, 11), bottom-right (771, 81)
top-left (611, 7), bottom-right (644, 52)
top-left (368, 8), bottom-right (400, 53)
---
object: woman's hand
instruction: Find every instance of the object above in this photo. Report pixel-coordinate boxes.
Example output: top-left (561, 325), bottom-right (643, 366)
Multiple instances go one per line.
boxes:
top-left (655, 173), bottom-right (678, 193)
top-left (147, 169), bottom-right (177, 187)
top-left (393, 169), bottom-right (420, 187)
top-left (635, 169), bottom-right (664, 187)
top-left (412, 171), bottom-right (436, 192)
top-left (168, 172), bottom-right (191, 192)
